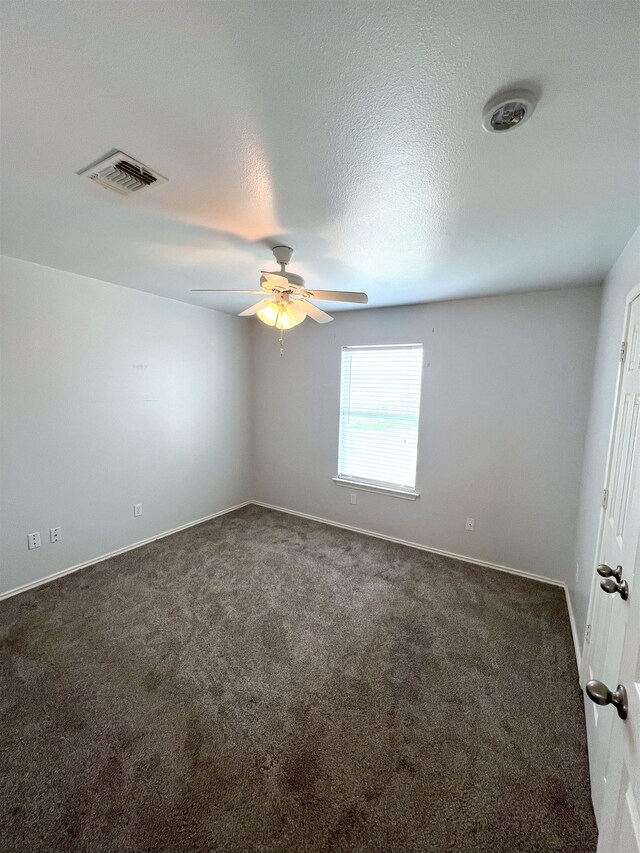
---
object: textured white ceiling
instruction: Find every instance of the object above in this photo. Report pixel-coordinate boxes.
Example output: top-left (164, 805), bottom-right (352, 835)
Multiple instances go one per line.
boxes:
top-left (1, 1), bottom-right (639, 314)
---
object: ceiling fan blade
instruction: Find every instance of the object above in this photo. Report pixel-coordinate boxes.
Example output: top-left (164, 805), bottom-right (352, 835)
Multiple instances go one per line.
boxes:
top-left (261, 272), bottom-right (290, 287)
top-left (304, 290), bottom-right (368, 304)
top-left (295, 299), bottom-right (333, 324)
top-left (238, 298), bottom-right (273, 317)
top-left (191, 289), bottom-right (264, 293)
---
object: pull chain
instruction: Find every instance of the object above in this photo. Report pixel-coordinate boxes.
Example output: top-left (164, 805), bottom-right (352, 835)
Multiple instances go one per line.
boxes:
top-left (279, 330), bottom-right (284, 355)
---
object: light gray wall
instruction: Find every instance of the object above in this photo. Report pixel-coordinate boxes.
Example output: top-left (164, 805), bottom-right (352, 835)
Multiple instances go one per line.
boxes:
top-left (0, 255), bottom-right (609, 599)
top-left (0, 255), bottom-right (252, 595)
top-left (251, 287), bottom-right (601, 584)
top-left (569, 226), bottom-right (640, 642)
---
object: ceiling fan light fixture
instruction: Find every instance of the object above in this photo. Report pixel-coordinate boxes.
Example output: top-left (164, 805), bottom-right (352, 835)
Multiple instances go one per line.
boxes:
top-left (256, 299), bottom-right (306, 330)
top-left (192, 246), bottom-right (367, 354)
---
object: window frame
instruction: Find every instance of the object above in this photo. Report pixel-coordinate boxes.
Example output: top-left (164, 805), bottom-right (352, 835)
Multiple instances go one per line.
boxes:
top-left (334, 343), bottom-right (423, 500)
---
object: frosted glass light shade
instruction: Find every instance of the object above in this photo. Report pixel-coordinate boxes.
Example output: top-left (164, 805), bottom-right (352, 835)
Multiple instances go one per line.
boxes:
top-left (257, 299), bottom-right (306, 330)
top-left (256, 301), bottom-right (279, 326)
top-left (277, 301), bottom-right (305, 329)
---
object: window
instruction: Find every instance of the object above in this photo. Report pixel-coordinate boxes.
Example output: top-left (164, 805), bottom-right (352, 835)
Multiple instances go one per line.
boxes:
top-left (336, 344), bottom-right (423, 497)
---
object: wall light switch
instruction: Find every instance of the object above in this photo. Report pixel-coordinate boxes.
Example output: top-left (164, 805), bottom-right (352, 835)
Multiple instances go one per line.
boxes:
top-left (134, 503), bottom-right (143, 517)
top-left (350, 493), bottom-right (357, 505)
top-left (27, 532), bottom-right (41, 550)
top-left (50, 527), bottom-right (62, 543)
top-left (465, 517), bottom-right (475, 531)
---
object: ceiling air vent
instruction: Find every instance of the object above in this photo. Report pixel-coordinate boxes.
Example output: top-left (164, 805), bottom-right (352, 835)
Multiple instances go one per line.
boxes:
top-left (78, 151), bottom-right (167, 195)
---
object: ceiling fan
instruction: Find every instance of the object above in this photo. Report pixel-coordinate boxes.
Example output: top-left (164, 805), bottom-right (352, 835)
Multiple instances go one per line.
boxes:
top-left (192, 245), bottom-right (368, 350)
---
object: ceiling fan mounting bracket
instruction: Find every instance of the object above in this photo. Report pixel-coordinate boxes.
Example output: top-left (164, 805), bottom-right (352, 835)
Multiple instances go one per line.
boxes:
top-left (271, 245), bottom-right (294, 267)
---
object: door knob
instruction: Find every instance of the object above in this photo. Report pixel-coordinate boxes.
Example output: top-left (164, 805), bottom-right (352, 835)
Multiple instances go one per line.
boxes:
top-left (597, 564), bottom-right (623, 582)
top-left (586, 680), bottom-right (628, 720)
top-left (600, 576), bottom-right (629, 600)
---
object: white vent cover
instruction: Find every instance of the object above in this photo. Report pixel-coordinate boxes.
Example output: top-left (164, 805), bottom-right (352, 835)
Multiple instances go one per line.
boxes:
top-left (78, 151), bottom-right (167, 195)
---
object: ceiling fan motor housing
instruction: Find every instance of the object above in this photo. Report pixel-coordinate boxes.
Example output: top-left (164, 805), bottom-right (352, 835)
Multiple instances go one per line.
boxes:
top-left (261, 270), bottom-right (305, 290)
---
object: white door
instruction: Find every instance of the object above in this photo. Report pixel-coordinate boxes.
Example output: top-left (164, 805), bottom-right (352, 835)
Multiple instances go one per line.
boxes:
top-left (584, 293), bottom-right (640, 852)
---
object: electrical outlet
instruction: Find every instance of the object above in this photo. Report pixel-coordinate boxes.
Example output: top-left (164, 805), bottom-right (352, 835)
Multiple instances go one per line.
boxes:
top-left (27, 532), bottom-right (41, 550)
top-left (50, 527), bottom-right (62, 543)
top-left (465, 517), bottom-right (475, 531)
top-left (350, 493), bottom-right (357, 505)
top-left (134, 503), bottom-right (142, 517)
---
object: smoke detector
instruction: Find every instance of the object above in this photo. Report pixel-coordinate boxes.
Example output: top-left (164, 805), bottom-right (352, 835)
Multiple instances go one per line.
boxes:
top-left (78, 151), bottom-right (167, 195)
top-left (482, 90), bottom-right (537, 133)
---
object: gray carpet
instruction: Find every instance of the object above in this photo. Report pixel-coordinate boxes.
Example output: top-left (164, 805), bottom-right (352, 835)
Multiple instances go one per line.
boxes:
top-left (0, 504), bottom-right (596, 852)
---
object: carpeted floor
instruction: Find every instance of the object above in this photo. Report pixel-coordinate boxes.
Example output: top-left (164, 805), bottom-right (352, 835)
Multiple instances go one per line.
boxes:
top-left (0, 504), bottom-right (596, 853)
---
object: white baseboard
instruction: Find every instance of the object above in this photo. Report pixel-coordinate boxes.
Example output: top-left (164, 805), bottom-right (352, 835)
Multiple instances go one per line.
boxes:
top-left (0, 501), bottom-right (252, 602)
top-left (564, 585), bottom-right (582, 678)
top-left (250, 500), bottom-right (565, 587)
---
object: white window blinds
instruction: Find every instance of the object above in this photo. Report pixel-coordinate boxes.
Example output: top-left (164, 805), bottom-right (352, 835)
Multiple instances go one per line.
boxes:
top-left (338, 344), bottom-right (423, 492)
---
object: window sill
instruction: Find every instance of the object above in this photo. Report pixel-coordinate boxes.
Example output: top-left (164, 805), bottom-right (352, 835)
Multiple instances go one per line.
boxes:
top-left (332, 477), bottom-right (420, 501)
